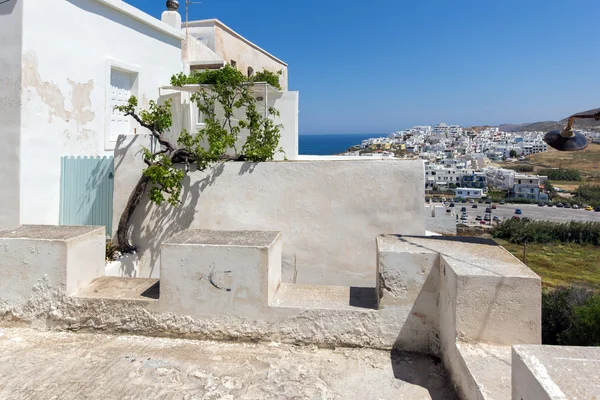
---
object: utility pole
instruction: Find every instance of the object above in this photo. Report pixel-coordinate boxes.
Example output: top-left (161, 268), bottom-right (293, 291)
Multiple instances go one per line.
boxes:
top-left (185, 0), bottom-right (202, 36)
top-left (523, 242), bottom-right (527, 264)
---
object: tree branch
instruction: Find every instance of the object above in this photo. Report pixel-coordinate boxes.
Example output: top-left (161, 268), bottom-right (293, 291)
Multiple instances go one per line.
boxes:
top-left (127, 111), bottom-right (175, 152)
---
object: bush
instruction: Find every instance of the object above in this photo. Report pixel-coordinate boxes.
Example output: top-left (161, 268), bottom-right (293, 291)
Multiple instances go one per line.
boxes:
top-left (542, 286), bottom-right (600, 346)
top-left (538, 168), bottom-right (581, 181)
top-left (492, 219), bottom-right (600, 245)
top-left (574, 185), bottom-right (600, 207)
top-left (504, 164), bottom-right (534, 172)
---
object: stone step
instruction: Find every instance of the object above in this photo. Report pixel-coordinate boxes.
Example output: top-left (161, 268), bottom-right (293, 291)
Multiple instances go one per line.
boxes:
top-left (271, 283), bottom-right (378, 311)
top-left (74, 276), bottom-right (159, 302)
top-left (457, 343), bottom-right (512, 400)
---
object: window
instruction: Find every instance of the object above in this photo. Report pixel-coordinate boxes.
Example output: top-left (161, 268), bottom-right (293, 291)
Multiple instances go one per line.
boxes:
top-left (109, 69), bottom-right (134, 141)
top-left (105, 59), bottom-right (139, 150)
top-left (230, 60), bottom-right (237, 69)
top-left (247, 67), bottom-right (254, 77)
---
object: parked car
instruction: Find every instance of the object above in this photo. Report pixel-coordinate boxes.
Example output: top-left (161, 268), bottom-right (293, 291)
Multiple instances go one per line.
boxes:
top-left (538, 203), bottom-right (545, 207)
top-left (484, 215), bottom-right (491, 221)
top-left (491, 204), bottom-right (497, 209)
top-left (564, 203), bottom-right (572, 209)
top-left (472, 204), bottom-right (478, 208)
top-left (595, 206), bottom-right (600, 212)
top-left (556, 203), bottom-right (564, 208)
top-left (449, 202), bottom-right (455, 208)
top-left (476, 215), bottom-right (482, 221)
top-left (515, 209), bottom-right (523, 215)
top-left (547, 203), bottom-right (554, 207)
top-left (572, 204), bottom-right (580, 209)
top-left (512, 216), bottom-right (520, 220)
top-left (485, 200), bottom-right (492, 204)
top-left (461, 215), bottom-right (468, 220)
top-left (478, 199), bottom-right (484, 204)
top-left (480, 220), bottom-right (486, 225)
top-left (499, 200), bottom-right (505, 205)
top-left (461, 199), bottom-right (467, 203)
top-left (461, 207), bottom-right (467, 212)
top-left (469, 199), bottom-right (475, 204)
top-left (485, 208), bottom-right (492, 213)
top-left (493, 216), bottom-right (500, 221)
top-left (446, 208), bottom-right (452, 213)
top-left (586, 206), bottom-right (594, 211)
top-left (522, 217), bottom-right (531, 222)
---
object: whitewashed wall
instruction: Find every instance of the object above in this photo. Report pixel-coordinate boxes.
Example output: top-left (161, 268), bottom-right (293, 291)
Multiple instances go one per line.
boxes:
top-left (113, 135), bottom-right (425, 286)
top-left (0, 0), bottom-right (22, 230)
top-left (186, 20), bottom-right (288, 90)
top-left (18, 0), bottom-right (184, 225)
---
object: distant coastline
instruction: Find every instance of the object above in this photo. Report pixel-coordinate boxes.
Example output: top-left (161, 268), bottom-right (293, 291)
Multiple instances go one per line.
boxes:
top-left (299, 133), bottom-right (385, 156)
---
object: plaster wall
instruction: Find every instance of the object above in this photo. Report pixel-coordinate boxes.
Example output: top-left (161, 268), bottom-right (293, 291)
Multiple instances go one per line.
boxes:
top-left (0, 225), bottom-right (104, 305)
top-left (186, 21), bottom-right (288, 90)
top-left (0, 0), bottom-right (22, 230)
top-left (512, 345), bottom-right (600, 400)
top-left (160, 230), bottom-right (282, 319)
top-left (182, 33), bottom-right (224, 65)
top-left (377, 236), bottom-right (441, 354)
top-left (112, 135), bottom-right (425, 286)
top-left (19, 0), bottom-right (183, 225)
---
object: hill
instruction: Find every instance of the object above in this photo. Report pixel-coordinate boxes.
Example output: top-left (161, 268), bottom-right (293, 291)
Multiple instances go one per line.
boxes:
top-left (500, 108), bottom-right (600, 132)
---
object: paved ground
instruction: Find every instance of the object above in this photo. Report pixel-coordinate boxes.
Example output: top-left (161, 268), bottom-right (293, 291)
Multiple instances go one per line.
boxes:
top-left (437, 202), bottom-right (600, 225)
top-left (0, 328), bottom-right (457, 400)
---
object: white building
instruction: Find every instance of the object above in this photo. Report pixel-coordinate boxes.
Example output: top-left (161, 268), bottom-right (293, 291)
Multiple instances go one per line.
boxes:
top-left (485, 168), bottom-right (516, 190)
top-left (455, 188), bottom-right (484, 199)
top-left (0, 0), bottom-right (299, 230)
top-left (0, 0), bottom-right (184, 229)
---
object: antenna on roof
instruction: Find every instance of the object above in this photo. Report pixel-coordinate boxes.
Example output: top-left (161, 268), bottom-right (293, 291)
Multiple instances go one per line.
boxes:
top-left (185, 0), bottom-right (202, 36)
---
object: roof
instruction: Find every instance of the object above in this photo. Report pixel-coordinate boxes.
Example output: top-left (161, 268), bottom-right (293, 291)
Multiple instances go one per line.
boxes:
top-left (184, 19), bottom-right (287, 67)
top-left (94, 0), bottom-right (185, 41)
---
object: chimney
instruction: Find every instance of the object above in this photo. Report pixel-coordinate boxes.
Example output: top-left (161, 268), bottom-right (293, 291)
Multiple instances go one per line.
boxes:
top-left (162, 0), bottom-right (182, 29)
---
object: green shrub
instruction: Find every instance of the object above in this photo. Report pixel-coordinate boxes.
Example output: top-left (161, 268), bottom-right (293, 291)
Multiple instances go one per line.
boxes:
top-left (538, 168), bottom-right (581, 181)
top-left (504, 164), bottom-right (534, 172)
top-left (573, 185), bottom-right (600, 207)
top-left (492, 219), bottom-right (600, 245)
top-left (542, 286), bottom-right (600, 346)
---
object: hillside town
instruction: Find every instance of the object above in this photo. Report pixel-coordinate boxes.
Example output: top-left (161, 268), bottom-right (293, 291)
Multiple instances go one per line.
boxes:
top-left (341, 122), bottom-right (600, 202)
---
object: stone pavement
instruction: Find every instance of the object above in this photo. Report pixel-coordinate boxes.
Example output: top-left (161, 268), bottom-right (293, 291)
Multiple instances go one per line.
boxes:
top-left (0, 328), bottom-right (457, 400)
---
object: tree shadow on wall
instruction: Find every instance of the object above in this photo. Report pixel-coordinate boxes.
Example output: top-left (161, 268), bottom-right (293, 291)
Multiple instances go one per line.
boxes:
top-left (128, 163), bottom-right (226, 278)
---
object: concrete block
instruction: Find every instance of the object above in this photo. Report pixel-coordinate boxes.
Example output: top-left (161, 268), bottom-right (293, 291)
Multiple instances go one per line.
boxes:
top-left (457, 343), bottom-right (512, 400)
top-left (376, 235), bottom-right (440, 353)
top-left (159, 229), bottom-right (282, 318)
top-left (402, 235), bottom-right (541, 346)
top-left (512, 345), bottom-right (600, 400)
top-left (0, 225), bottom-right (105, 302)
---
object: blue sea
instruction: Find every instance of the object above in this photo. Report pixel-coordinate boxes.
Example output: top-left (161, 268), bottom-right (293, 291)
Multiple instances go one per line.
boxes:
top-left (299, 133), bottom-right (386, 156)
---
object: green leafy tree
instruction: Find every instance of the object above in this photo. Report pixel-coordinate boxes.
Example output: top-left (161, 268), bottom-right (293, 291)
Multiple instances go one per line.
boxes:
top-left (115, 66), bottom-right (284, 252)
top-left (509, 149), bottom-right (518, 158)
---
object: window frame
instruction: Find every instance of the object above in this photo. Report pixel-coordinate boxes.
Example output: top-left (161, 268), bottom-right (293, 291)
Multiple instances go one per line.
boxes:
top-left (104, 58), bottom-right (140, 151)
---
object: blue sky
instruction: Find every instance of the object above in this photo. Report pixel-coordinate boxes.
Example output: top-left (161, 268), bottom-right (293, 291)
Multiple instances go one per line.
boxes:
top-left (126, 0), bottom-right (600, 134)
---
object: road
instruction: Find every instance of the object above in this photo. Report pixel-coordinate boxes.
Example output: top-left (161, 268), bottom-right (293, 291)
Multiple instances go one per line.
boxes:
top-left (434, 202), bottom-right (600, 224)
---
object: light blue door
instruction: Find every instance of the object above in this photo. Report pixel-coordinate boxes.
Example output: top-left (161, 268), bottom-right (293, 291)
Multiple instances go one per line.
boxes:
top-left (60, 156), bottom-right (114, 237)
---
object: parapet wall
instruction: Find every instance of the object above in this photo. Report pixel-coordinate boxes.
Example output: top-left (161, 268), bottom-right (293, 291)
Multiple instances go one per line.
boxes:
top-left (112, 135), bottom-right (426, 286)
top-left (0, 226), bottom-right (541, 356)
